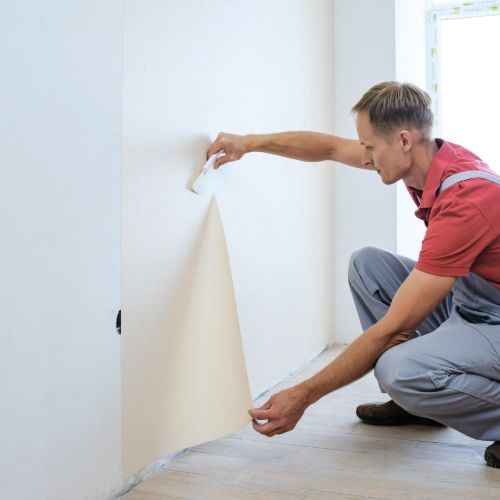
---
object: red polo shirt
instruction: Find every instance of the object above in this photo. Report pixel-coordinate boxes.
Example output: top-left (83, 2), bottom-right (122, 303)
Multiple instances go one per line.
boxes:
top-left (407, 139), bottom-right (500, 289)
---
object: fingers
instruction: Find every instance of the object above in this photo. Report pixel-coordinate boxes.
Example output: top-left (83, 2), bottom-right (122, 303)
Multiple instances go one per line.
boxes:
top-left (248, 394), bottom-right (272, 412)
top-left (206, 131), bottom-right (247, 168)
top-left (249, 396), bottom-right (276, 435)
top-left (214, 154), bottom-right (231, 169)
top-left (251, 418), bottom-right (281, 437)
top-left (207, 140), bottom-right (223, 160)
top-left (248, 393), bottom-right (276, 421)
top-left (248, 407), bottom-right (272, 420)
top-left (207, 132), bottom-right (227, 159)
top-left (251, 418), bottom-right (290, 437)
top-left (267, 427), bottom-right (285, 437)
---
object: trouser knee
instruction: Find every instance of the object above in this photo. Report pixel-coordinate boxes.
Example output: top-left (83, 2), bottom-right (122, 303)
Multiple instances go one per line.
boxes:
top-left (374, 345), bottom-right (431, 416)
top-left (348, 246), bottom-right (384, 289)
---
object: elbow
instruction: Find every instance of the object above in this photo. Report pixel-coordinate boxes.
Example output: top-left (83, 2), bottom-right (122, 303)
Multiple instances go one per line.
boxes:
top-left (382, 330), bottom-right (415, 352)
top-left (375, 314), bottom-right (417, 345)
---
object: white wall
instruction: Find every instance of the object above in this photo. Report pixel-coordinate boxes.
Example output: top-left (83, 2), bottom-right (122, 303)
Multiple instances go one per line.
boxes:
top-left (395, 0), bottom-right (427, 260)
top-left (0, 0), bottom-right (434, 495)
top-left (333, 0), bottom-right (398, 342)
top-left (122, 0), bottom-right (336, 468)
top-left (0, 2), bottom-right (123, 499)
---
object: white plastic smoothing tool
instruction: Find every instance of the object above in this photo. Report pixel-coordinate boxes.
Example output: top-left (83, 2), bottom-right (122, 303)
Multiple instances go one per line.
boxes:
top-left (192, 150), bottom-right (227, 195)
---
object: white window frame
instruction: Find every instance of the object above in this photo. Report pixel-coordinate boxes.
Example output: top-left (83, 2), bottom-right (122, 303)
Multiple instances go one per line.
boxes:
top-left (426, 0), bottom-right (500, 135)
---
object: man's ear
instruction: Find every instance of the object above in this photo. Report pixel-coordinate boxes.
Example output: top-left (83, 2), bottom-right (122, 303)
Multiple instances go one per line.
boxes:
top-left (399, 130), bottom-right (413, 152)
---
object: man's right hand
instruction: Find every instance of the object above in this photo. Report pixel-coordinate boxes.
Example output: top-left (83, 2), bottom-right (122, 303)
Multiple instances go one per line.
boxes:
top-left (207, 132), bottom-right (249, 169)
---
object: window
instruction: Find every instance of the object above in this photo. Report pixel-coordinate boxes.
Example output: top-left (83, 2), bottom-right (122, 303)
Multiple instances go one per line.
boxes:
top-left (427, 1), bottom-right (500, 172)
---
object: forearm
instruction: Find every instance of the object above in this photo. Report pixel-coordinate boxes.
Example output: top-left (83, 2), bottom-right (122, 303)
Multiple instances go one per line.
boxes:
top-left (298, 318), bottom-right (409, 405)
top-left (297, 270), bottom-right (456, 405)
top-left (249, 270), bottom-right (456, 438)
top-left (244, 132), bottom-right (365, 168)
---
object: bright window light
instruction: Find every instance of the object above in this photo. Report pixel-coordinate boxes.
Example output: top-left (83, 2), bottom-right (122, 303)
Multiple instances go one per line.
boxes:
top-left (438, 13), bottom-right (500, 172)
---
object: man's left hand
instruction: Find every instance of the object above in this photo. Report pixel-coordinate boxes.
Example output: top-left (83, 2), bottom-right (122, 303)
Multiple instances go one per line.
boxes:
top-left (248, 385), bottom-right (309, 437)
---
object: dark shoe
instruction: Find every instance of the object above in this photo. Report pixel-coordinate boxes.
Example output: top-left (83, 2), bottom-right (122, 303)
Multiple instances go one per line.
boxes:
top-left (485, 442), bottom-right (500, 468)
top-left (356, 399), bottom-right (445, 427)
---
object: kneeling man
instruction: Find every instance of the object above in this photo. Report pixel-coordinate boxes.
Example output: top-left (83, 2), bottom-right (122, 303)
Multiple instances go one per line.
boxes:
top-left (207, 82), bottom-right (500, 468)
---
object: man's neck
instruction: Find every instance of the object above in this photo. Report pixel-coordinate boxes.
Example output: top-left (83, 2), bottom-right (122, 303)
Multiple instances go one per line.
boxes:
top-left (404, 138), bottom-right (439, 191)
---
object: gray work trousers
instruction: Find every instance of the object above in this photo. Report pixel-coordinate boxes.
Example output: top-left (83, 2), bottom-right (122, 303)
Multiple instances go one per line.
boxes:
top-left (348, 246), bottom-right (500, 441)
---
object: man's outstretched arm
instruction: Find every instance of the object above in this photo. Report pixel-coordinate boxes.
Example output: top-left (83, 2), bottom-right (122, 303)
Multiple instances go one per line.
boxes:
top-left (249, 269), bottom-right (456, 437)
top-left (207, 131), bottom-right (368, 169)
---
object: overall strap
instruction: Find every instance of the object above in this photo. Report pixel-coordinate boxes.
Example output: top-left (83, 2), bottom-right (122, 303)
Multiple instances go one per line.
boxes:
top-left (437, 170), bottom-right (500, 196)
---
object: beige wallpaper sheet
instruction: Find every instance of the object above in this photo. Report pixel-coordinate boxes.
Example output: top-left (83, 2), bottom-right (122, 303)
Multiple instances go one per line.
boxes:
top-left (122, 197), bottom-right (252, 477)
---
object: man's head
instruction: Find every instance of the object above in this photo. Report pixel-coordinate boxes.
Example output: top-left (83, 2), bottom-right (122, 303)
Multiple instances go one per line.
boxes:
top-left (352, 82), bottom-right (434, 185)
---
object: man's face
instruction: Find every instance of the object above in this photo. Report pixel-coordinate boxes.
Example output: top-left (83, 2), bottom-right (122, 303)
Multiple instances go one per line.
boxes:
top-left (355, 112), bottom-right (411, 185)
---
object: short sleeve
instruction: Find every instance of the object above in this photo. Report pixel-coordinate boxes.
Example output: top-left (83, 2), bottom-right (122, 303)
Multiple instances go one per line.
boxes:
top-left (416, 198), bottom-right (495, 277)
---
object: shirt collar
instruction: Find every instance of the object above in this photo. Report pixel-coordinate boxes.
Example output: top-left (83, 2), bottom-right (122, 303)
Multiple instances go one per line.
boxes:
top-left (415, 138), bottom-right (452, 210)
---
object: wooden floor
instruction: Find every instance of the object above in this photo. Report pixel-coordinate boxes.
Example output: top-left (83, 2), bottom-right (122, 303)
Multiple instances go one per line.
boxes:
top-left (122, 345), bottom-right (500, 499)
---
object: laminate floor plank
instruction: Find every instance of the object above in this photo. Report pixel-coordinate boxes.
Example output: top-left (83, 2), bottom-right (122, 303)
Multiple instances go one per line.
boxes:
top-left (121, 345), bottom-right (500, 500)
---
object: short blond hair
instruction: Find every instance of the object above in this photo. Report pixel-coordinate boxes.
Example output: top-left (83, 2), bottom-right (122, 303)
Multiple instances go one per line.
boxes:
top-left (352, 81), bottom-right (433, 137)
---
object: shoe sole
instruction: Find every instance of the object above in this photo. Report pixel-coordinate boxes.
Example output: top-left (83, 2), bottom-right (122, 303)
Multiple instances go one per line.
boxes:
top-left (485, 452), bottom-right (500, 468)
top-left (356, 409), bottom-right (445, 427)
